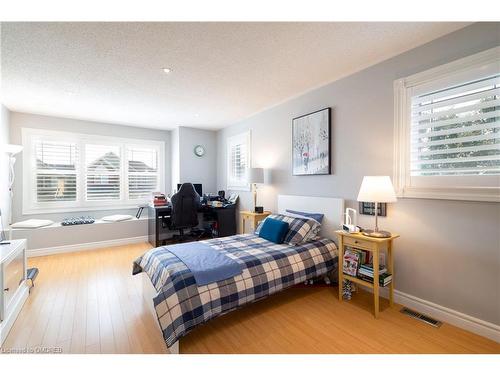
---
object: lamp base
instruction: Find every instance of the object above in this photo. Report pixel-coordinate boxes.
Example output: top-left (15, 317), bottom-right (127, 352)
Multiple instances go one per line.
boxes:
top-left (362, 229), bottom-right (392, 238)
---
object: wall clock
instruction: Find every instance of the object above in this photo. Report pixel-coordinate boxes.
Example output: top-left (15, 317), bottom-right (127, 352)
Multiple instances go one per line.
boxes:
top-left (194, 145), bottom-right (205, 157)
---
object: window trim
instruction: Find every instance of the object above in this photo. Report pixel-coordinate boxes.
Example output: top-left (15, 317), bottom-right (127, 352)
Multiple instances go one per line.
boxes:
top-left (22, 128), bottom-right (165, 214)
top-left (226, 130), bottom-right (251, 191)
top-left (393, 46), bottom-right (500, 202)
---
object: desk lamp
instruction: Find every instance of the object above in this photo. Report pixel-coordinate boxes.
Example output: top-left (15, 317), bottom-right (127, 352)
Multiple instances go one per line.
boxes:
top-left (249, 168), bottom-right (264, 213)
top-left (356, 176), bottom-right (397, 238)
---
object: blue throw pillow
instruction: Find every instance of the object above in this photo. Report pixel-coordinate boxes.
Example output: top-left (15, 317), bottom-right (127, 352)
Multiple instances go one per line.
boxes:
top-left (286, 209), bottom-right (324, 223)
top-left (258, 218), bottom-right (289, 244)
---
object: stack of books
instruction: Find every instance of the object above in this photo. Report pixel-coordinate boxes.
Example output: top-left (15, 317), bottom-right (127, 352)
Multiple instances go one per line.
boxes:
top-left (357, 264), bottom-right (392, 286)
top-left (151, 193), bottom-right (167, 207)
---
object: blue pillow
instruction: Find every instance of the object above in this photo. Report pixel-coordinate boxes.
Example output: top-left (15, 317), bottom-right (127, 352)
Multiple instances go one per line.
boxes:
top-left (285, 209), bottom-right (324, 223)
top-left (258, 218), bottom-right (289, 244)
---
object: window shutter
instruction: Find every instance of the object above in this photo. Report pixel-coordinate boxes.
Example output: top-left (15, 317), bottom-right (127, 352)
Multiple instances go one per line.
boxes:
top-left (231, 143), bottom-right (247, 180)
top-left (85, 144), bottom-right (121, 201)
top-left (127, 147), bottom-right (159, 199)
top-left (35, 140), bottom-right (78, 202)
top-left (227, 132), bottom-right (250, 189)
top-left (411, 75), bottom-right (500, 176)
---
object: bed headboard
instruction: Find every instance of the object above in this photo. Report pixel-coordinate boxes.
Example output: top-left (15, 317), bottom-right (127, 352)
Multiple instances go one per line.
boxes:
top-left (277, 195), bottom-right (344, 240)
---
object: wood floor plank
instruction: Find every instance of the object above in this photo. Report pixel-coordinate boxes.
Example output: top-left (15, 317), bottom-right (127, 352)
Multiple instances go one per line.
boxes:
top-left (2, 243), bottom-right (499, 354)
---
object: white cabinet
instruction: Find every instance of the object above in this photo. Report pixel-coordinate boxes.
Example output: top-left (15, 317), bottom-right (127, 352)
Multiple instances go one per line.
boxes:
top-left (0, 239), bottom-right (28, 346)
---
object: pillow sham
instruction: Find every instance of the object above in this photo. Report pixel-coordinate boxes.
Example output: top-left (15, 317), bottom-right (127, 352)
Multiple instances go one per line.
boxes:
top-left (285, 209), bottom-right (324, 223)
top-left (258, 218), bottom-right (289, 244)
top-left (254, 214), bottom-right (321, 245)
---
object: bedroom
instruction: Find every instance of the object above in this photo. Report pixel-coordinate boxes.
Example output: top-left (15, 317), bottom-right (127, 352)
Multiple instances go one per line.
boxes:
top-left (0, 0), bottom-right (499, 372)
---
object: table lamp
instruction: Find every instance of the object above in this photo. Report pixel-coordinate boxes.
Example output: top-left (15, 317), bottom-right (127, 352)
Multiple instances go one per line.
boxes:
top-left (356, 176), bottom-right (397, 238)
top-left (249, 168), bottom-right (264, 213)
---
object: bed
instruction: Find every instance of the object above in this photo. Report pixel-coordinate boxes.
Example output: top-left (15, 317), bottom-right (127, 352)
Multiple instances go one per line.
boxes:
top-left (134, 195), bottom-right (344, 354)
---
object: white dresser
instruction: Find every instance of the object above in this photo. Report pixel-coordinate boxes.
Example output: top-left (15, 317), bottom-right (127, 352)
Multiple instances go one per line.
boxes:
top-left (0, 239), bottom-right (28, 346)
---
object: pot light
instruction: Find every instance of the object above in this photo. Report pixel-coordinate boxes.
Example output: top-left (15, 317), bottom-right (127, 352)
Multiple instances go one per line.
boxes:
top-left (162, 68), bottom-right (172, 74)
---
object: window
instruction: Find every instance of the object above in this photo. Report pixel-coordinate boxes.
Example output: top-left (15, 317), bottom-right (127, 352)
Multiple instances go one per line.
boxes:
top-left (35, 140), bottom-right (78, 202)
top-left (227, 131), bottom-right (251, 190)
top-left (394, 47), bottom-right (499, 202)
top-left (85, 144), bottom-right (121, 201)
top-left (127, 147), bottom-right (159, 199)
top-left (22, 128), bottom-right (164, 214)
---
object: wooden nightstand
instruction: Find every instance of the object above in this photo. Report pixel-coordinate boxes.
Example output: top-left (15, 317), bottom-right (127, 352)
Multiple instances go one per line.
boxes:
top-left (335, 231), bottom-right (399, 318)
top-left (239, 211), bottom-right (271, 234)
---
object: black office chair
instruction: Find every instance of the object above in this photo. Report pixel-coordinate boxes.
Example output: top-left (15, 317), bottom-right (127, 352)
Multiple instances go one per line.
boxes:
top-left (170, 183), bottom-right (201, 242)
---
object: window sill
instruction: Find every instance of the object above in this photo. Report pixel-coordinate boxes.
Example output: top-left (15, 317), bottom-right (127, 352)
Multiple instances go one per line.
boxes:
top-left (22, 204), bottom-right (144, 216)
top-left (397, 186), bottom-right (500, 203)
top-left (8, 217), bottom-right (148, 231)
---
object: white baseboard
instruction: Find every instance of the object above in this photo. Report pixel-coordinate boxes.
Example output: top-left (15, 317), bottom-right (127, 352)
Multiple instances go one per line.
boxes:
top-left (363, 286), bottom-right (500, 343)
top-left (393, 289), bottom-right (500, 343)
top-left (27, 236), bottom-right (149, 257)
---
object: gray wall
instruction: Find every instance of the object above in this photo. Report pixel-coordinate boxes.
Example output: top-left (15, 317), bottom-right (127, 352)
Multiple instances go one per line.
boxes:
top-left (0, 105), bottom-right (10, 230)
top-left (170, 127), bottom-right (180, 193)
top-left (9, 111), bottom-right (172, 223)
top-left (177, 126), bottom-right (217, 194)
top-left (217, 23), bottom-right (500, 325)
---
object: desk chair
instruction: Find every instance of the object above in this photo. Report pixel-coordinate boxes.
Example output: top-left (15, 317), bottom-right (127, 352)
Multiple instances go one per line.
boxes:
top-left (170, 183), bottom-right (201, 242)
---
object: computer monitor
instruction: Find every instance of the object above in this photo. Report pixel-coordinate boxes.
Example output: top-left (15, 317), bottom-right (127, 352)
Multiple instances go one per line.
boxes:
top-left (177, 183), bottom-right (202, 196)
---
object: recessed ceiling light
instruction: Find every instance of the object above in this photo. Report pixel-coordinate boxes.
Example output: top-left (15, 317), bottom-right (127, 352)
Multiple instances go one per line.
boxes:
top-left (162, 68), bottom-right (172, 74)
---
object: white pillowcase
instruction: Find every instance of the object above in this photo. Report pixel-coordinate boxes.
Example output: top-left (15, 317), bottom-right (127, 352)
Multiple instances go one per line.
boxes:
top-left (101, 214), bottom-right (133, 222)
top-left (11, 219), bottom-right (54, 229)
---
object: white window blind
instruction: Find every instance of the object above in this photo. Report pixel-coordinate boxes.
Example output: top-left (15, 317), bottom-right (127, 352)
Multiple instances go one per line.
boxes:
top-left (23, 128), bottom-right (165, 214)
top-left (227, 131), bottom-right (250, 190)
top-left (394, 47), bottom-right (500, 202)
top-left (411, 75), bottom-right (500, 177)
top-left (35, 140), bottom-right (78, 202)
top-left (85, 144), bottom-right (121, 201)
top-left (127, 147), bottom-right (159, 199)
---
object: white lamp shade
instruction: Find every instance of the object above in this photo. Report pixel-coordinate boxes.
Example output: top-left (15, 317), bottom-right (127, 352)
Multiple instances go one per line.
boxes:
top-left (357, 176), bottom-right (397, 203)
top-left (249, 168), bottom-right (264, 184)
top-left (3, 144), bottom-right (23, 155)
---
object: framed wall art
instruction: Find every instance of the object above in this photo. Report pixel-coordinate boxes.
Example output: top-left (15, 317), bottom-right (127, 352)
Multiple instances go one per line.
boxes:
top-left (292, 107), bottom-right (331, 176)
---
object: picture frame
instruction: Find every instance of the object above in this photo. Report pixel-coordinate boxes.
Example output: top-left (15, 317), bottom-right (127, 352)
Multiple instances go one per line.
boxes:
top-left (359, 202), bottom-right (387, 217)
top-left (292, 107), bottom-right (331, 176)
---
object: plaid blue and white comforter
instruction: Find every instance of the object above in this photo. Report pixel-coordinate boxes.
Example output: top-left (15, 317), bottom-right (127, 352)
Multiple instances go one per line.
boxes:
top-left (133, 234), bottom-right (338, 347)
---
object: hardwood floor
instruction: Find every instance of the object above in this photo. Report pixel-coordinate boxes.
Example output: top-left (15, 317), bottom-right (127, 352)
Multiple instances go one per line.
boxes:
top-left (2, 243), bottom-right (499, 354)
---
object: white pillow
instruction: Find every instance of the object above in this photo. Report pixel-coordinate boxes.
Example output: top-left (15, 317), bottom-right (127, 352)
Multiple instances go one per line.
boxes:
top-left (101, 214), bottom-right (133, 222)
top-left (11, 219), bottom-right (54, 229)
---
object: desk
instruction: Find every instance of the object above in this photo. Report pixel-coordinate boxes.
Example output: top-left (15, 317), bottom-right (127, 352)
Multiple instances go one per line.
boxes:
top-left (148, 204), bottom-right (237, 247)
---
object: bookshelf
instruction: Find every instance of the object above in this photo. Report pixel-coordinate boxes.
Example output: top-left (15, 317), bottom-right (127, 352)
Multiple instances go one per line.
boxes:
top-left (335, 230), bottom-right (399, 318)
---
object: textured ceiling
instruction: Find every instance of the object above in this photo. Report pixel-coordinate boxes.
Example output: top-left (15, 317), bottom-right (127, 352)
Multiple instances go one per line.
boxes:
top-left (1, 22), bottom-right (469, 130)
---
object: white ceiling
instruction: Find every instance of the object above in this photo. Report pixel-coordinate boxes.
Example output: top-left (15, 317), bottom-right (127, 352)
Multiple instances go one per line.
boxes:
top-left (1, 22), bottom-right (469, 130)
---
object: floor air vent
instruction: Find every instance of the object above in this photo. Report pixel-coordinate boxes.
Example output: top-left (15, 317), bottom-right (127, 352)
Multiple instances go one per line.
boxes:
top-left (400, 307), bottom-right (442, 328)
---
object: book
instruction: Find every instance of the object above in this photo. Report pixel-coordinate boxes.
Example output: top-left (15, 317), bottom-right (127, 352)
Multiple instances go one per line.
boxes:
top-left (359, 264), bottom-right (387, 275)
top-left (343, 249), bottom-right (361, 277)
top-left (357, 272), bottom-right (393, 286)
top-left (358, 268), bottom-right (387, 278)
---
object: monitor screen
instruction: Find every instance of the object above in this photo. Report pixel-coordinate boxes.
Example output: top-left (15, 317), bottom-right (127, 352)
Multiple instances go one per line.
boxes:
top-left (177, 183), bottom-right (202, 196)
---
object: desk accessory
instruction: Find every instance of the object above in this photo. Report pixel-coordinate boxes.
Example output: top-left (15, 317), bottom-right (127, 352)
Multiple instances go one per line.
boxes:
top-left (356, 176), bottom-right (397, 238)
top-left (227, 193), bottom-right (238, 205)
